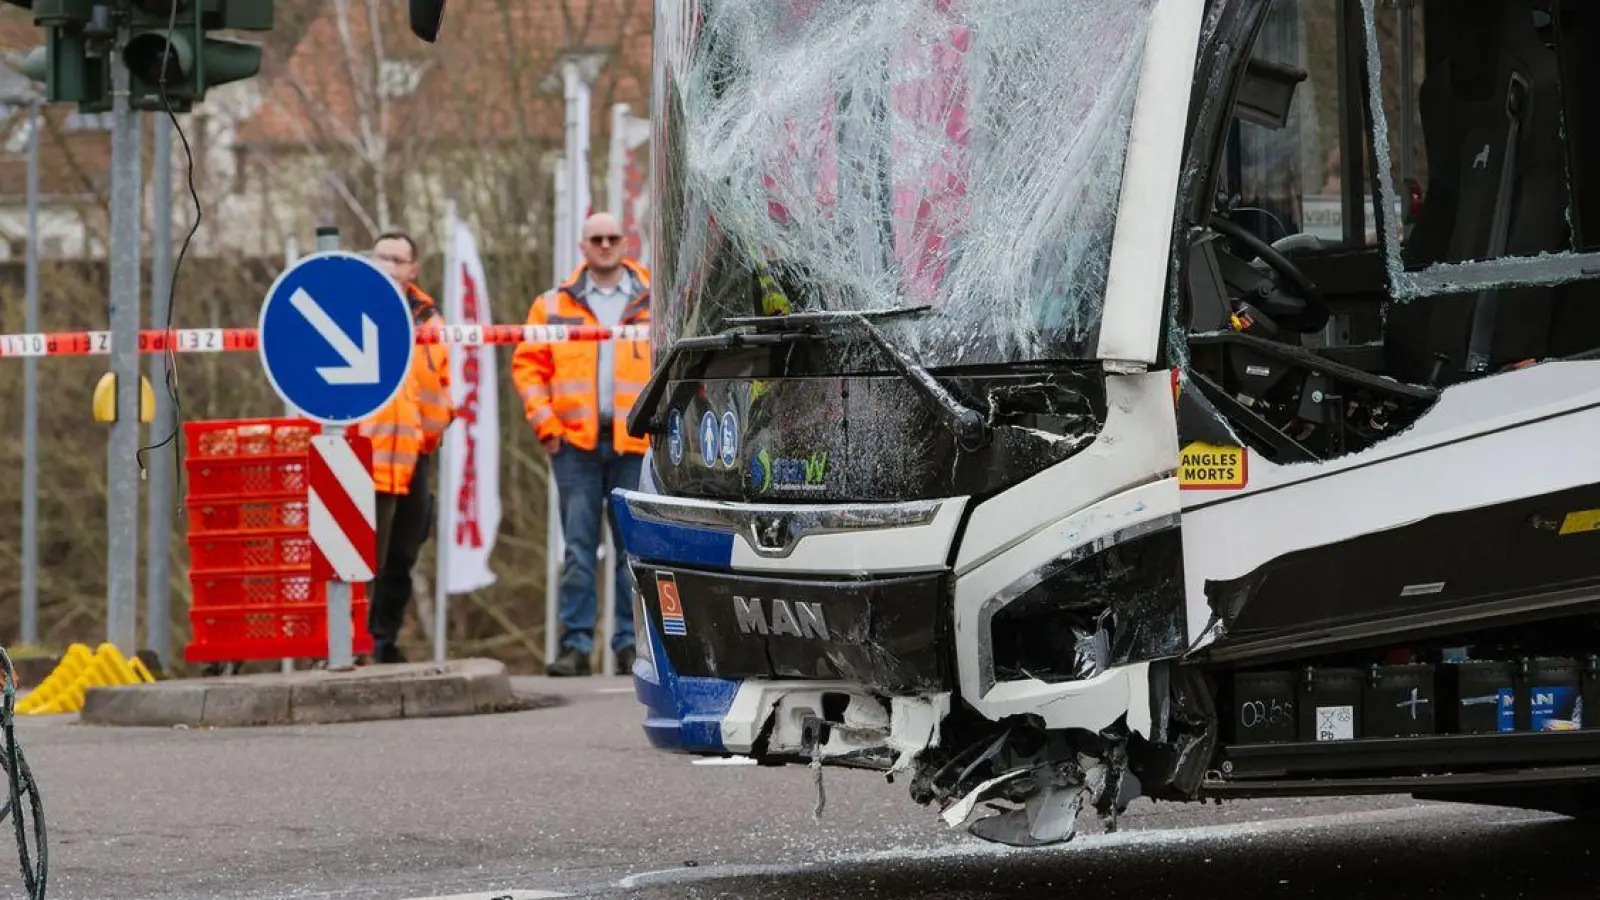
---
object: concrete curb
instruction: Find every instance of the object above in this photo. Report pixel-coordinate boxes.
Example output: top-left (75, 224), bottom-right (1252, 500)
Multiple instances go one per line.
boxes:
top-left (77, 658), bottom-right (554, 728)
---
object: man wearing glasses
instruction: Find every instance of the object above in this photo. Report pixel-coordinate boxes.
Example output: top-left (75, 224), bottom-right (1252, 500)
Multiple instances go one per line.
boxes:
top-left (513, 212), bottom-right (652, 677)
top-left (363, 230), bottom-right (454, 664)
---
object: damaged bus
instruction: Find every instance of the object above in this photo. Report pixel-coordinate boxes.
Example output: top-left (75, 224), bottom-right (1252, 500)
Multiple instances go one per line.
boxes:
top-left (419, 0), bottom-right (1600, 846)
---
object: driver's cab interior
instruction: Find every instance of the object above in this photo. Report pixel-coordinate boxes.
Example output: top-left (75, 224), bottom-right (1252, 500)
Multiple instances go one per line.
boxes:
top-left (1183, 0), bottom-right (1599, 464)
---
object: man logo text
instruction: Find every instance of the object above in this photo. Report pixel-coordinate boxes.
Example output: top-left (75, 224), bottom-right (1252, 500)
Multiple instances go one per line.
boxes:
top-left (733, 596), bottom-right (829, 640)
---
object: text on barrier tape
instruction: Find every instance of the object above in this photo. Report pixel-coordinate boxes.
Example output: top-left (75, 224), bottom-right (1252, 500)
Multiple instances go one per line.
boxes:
top-left (0, 324), bottom-right (651, 358)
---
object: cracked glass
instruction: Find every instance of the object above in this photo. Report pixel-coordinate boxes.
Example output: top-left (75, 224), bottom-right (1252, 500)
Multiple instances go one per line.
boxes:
top-left (1361, 0), bottom-right (1600, 301)
top-left (650, 0), bottom-right (1160, 369)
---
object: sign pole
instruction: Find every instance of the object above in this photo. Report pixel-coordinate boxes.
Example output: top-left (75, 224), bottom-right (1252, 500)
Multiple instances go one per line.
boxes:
top-left (20, 96), bottom-right (40, 648)
top-left (145, 110), bottom-right (175, 669)
top-left (106, 31), bottom-right (143, 656)
top-left (546, 161), bottom-right (567, 670)
top-left (314, 226), bottom-right (355, 669)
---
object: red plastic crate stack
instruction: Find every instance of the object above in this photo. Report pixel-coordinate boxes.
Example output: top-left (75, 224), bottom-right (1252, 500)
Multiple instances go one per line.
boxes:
top-left (183, 417), bottom-right (374, 663)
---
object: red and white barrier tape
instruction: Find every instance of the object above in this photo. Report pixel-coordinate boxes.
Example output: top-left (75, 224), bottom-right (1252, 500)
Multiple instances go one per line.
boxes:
top-left (0, 324), bottom-right (651, 358)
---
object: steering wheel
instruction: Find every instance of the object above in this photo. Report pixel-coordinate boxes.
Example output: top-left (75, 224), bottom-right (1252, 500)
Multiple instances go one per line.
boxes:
top-left (1209, 213), bottom-right (1331, 333)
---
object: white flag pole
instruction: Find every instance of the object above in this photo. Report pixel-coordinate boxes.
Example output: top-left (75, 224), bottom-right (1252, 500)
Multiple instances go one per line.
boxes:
top-left (546, 158), bottom-right (568, 671)
top-left (433, 200), bottom-right (459, 663)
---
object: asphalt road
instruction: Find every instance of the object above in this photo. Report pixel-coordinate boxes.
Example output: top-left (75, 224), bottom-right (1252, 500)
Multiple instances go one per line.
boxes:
top-left (7, 675), bottom-right (1597, 900)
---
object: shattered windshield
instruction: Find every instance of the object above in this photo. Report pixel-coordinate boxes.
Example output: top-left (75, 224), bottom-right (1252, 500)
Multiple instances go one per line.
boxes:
top-left (651, 0), bottom-right (1160, 369)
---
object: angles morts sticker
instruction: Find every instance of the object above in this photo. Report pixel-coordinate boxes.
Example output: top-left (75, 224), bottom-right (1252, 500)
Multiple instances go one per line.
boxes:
top-left (1179, 442), bottom-right (1247, 490)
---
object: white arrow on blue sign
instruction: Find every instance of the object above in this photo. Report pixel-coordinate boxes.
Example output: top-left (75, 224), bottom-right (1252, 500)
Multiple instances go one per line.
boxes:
top-left (257, 251), bottom-right (417, 426)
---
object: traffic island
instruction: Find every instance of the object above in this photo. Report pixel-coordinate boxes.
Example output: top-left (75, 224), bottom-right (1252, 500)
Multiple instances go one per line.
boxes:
top-left (77, 658), bottom-right (559, 728)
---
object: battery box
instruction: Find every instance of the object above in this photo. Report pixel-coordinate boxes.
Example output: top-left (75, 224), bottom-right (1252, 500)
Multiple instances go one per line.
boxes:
top-left (1517, 657), bottom-right (1583, 733)
top-left (1229, 670), bottom-right (1298, 745)
top-left (1583, 655), bottom-right (1600, 731)
top-left (1297, 666), bottom-right (1363, 742)
top-left (1439, 660), bottom-right (1516, 734)
top-left (1362, 663), bottom-right (1437, 738)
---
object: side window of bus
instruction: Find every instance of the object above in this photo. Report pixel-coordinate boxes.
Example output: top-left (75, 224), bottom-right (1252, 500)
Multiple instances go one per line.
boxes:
top-left (1371, 0), bottom-right (1600, 363)
top-left (1223, 0), bottom-right (1390, 251)
top-left (1230, 0), bottom-right (1595, 263)
top-left (1375, 0), bottom-right (1571, 268)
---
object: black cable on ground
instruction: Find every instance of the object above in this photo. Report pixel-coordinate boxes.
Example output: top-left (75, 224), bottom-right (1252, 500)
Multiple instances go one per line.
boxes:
top-left (0, 648), bottom-right (47, 900)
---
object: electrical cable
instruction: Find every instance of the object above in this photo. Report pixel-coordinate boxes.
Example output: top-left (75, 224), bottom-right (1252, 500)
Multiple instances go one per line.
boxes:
top-left (134, 0), bottom-right (202, 504)
top-left (0, 648), bottom-right (47, 900)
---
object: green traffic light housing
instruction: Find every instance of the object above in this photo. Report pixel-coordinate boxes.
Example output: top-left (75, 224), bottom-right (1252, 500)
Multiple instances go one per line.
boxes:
top-left (6, 0), bottom-right (268, 113)
top-left (123, 0), bottom-right (264, 111)
top-left (18, 28), bottom-right (110, 112)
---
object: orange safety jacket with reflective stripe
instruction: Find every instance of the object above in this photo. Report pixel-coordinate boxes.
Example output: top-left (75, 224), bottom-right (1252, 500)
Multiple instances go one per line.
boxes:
top-left (356, 372), bottom-right (424, 495)
top-left (511, 260), bottom-right (652, 455)
top-left (407, 283), bottom-right (455, 456)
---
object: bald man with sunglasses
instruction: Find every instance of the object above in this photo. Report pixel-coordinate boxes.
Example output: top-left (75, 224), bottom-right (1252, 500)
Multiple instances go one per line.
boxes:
top-left (512, 212), bottom-right (653, 677)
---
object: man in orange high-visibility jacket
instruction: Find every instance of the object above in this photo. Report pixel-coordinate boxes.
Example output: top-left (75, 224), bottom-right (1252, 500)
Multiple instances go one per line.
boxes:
top-left (512, 212), bottom-right (651, 677)
top-left (364, 230), bottom-right (455, 664)
top-left (354, 359), bottom-right (423, 641)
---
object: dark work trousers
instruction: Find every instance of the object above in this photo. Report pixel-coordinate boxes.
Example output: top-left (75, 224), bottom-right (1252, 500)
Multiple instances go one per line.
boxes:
top-left (367, 452), bottom-right (435, 659)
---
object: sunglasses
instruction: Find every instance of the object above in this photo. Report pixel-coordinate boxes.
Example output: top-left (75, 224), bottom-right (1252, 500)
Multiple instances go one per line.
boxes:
top-left (587, 234), bottom-right (624, 247)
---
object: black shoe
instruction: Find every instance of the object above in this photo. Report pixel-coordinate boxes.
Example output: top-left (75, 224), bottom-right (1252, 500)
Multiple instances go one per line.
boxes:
top-left (375, 643), bottom-right (407, 664)
top-left (615, 646), bottom-right (636, 675)
top-left (547, 646), bottom-right (591, 677)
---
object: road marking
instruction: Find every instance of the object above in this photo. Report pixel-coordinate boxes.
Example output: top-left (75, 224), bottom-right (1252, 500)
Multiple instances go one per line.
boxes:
top-left (595, 687), bottom-right (634, 694)
top-left (398, 891), bottom-right (570, 900)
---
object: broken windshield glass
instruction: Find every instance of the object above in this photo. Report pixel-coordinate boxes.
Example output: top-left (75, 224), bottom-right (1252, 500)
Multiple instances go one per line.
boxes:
top-left (1359, 0), bottom-right (1600, 300)
top-left (651, 0), bottom-right (1159, 370)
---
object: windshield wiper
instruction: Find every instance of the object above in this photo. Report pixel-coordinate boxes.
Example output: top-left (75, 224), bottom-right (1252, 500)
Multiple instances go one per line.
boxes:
top-left (627, 305), bottom-right (989, 452)
top-left (723, 304), bottom-right (931, 330)
top-left (844, 311), bottom-right (989, 450)
top-left (730, 306), bottom-right (988, 450)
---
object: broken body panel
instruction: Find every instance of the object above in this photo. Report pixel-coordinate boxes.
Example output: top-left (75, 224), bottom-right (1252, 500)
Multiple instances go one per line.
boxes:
top-left (616, 0), bottom-right (1600, 846)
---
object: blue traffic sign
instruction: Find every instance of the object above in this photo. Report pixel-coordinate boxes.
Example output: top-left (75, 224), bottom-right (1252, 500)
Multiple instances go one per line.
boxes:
top-left (258, 251), bottom-right (416, 426)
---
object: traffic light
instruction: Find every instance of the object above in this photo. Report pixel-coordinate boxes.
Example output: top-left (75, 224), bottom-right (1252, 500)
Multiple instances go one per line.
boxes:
top-left (9, 1), bottom-right (112, 112)
top-left (4, 0), bottom-right (271, 114)
top-left (122, 0), bottom-right (270, 112)
top-left (19, 32), bottom-right (109, 110)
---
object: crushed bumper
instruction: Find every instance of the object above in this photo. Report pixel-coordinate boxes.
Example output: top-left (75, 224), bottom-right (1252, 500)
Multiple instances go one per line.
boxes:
top-left (612, 487), bottom-right (966, 756)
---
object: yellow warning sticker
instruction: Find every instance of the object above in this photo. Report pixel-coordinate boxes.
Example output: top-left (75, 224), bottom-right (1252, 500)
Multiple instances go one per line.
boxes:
top-left (1179, 442), bottom-right (1248, 490)
top-left (1558, 509), bottom-right (1600, 536)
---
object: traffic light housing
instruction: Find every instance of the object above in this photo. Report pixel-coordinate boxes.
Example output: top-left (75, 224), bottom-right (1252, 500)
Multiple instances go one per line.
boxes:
top-left (10, 0), bottom-right (113, 112)
top-left (19, 31), bottom-right (110, 110)
top-left (123, 0), bottom-right (270, 112)
top-left (5, 0), bottom-right (271, 114)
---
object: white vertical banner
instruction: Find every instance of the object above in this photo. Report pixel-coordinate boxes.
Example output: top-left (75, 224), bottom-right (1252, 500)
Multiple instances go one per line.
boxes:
top-left (608, 102), bottom-right (652, 269)
top-left (439, 212), bottom-right (502, 601)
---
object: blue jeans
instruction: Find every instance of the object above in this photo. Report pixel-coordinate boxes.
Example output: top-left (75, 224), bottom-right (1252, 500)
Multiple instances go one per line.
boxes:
top-left (552, 441), bottom-right (642, 655)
